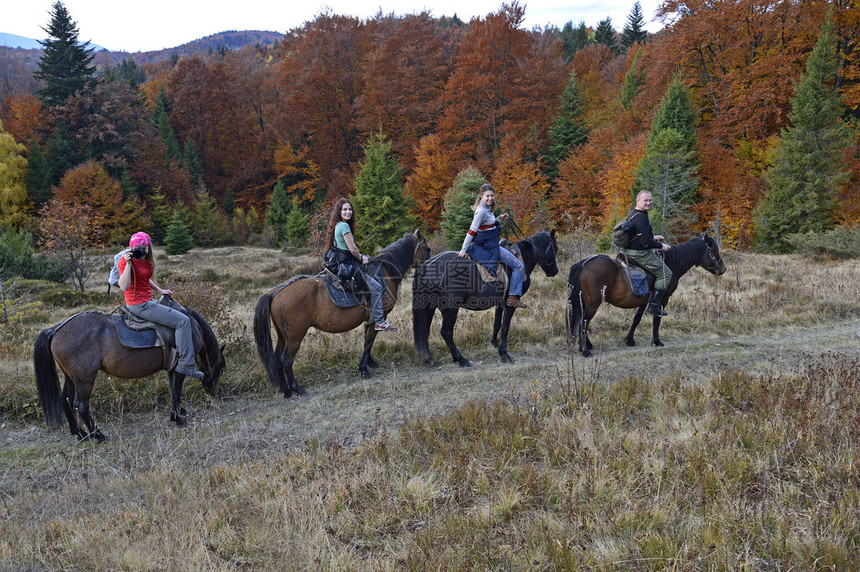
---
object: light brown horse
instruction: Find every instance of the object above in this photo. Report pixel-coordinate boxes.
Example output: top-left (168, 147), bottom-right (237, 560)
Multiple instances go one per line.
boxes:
top-left (254, 230), bottom-right (430, 397)
top-left (34, 300), bottom-right (225, 442)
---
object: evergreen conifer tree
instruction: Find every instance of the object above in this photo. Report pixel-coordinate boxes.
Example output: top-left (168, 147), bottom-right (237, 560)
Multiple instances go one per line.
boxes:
top-left (621, 2), bottom-right (649, 51)
top-left (150, 192), bottom-right (172, 244)
top-left (632, 75), bottom-right (700, 238)
top-left (754, 19), bottom-right (851, 253)
top-left (543, 71), bottom-right (589, 180)
top-left (191, 188), bottom-right (227, 247)
top-left (35, 1), bottom-right (96, 107)
top-left (284, 199), bottom-right (309, 248)
top-left (182, 137), bottom-right (204, 185)
top-left (25, 138), bottom-right (53, 209)
top-left (46, 121), bottom-right (80, 185)
top-left (266, 180), bottom-right (291, 248)
top-left (440, 167), bottom-right (487, 250)
top-left (593, 17), bottom-right (618, 55)
top-left (351, 132), bottom-right (414, 253)
top-left (164, 212), bottom-right (194, 255)
top-left (620, 49), bottom-right (645, 112)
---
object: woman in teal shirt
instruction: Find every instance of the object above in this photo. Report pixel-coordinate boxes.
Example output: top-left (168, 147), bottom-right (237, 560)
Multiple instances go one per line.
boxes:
top-left (323, 198), bottom-right (396, 332)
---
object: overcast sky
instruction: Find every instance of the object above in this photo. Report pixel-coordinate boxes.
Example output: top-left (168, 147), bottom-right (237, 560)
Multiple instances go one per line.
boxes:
top-left (3, 0), bottom-right (665, 53)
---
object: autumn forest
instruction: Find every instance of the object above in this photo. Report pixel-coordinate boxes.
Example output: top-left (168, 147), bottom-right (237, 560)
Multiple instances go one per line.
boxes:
top-left (0, 0), bottom-right (858, 268)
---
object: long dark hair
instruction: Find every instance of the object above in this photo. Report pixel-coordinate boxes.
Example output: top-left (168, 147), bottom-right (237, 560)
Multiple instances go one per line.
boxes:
top-left (324, 198), bottom-right (357, 252)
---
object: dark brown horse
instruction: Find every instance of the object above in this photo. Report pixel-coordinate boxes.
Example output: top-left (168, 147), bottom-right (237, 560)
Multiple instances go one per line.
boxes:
top-left (567, 234), bottom-right (726, 357)
top-left (254, 230), bottom-right (430, 397)
top-left (34, 301), bottom-right (225, 442)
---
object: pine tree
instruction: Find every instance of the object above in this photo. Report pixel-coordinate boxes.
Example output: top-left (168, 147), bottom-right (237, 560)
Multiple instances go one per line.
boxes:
top-left (46, 121), bottom-right (80, 185)
top-left (182, 137), bottom-right (204, 185)
top-left (593, 17), bottom-right (618, 55)
top-left (35, 1), bottom-right (96, 107)
top-left (156, 108), bottom-right (181, 160)
top-left (164, 212), bottom-right (194, 255)
top-left (351, 132), bottom-right (414, 253)
top-left (266, 180), bottom-right (291, 248)
top-left (543, 71), bottom-right (589, 180)
top-left (620, 49), bottom-right (645, 112)
top-left (25, 138), bottom-right (53, 209)
top-left (754, 20), bottom-right (851, 253)
top-left (633, 75), bottom-right (700, 238)
top-left (440, 167), bottom-right (487, 250)
top-left (191, 188), bottom-right (227, 247)
top-left (284, 199), bottom-right (309, 248)
top-left (621, 2), bottom-right (649, 51)
top-left (149, 192), bottom-right (172, 244)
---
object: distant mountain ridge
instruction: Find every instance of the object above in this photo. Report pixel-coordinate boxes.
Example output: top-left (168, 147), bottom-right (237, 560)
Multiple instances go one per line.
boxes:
top-left (0, 30), bottom-right (283, 65)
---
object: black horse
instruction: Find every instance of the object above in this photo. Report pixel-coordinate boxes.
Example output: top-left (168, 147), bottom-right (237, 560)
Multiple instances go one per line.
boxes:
top-left (567, 234), bottom-right (726, 357)
top-left (412, 230), bottom-right (558, 367)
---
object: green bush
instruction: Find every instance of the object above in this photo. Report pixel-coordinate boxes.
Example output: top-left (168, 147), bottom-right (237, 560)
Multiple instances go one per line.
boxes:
top-left (0, 229), bottom-right (70, 282)
top-left (786, 226), bottom-right (860, 259)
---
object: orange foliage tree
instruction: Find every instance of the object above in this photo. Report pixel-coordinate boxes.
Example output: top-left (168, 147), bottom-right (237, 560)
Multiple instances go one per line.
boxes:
top-left (405, 134), bottom-right (455, 231)
top-left (437, 2), bottom-right (533, 172)
top-left (1, 94), bottom-right (42, 145)
top-left (492, 139), bottom-right (551, 234)
top-left (357, 13), bottom-right (453, 173)
top-left (272, 142), bottom-right (323, 207)
top-left (53, 161), bottom-right (124, 244)
top-left (38, 199), bottom-right (104, 291)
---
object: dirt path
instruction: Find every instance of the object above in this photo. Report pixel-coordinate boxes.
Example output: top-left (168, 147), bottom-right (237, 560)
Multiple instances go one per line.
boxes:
top-left (4, 318), bottom-right (857, 489)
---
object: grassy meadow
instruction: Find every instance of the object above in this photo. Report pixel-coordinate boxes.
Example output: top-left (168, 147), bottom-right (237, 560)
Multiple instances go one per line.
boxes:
top-left (1, 235), bottom-right (859, 570)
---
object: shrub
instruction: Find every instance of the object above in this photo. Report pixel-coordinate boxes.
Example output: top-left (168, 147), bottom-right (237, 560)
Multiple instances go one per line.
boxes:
top-left (786, 226), bottom-right (860, 259)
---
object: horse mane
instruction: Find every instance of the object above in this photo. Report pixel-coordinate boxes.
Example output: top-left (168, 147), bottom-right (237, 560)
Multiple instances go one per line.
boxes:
top-left (373, 233), bottom-right (416, 278)
top-left (187, 307), bottom-right (219, 366)
top-left (664, 236), bottom-right (706, 274)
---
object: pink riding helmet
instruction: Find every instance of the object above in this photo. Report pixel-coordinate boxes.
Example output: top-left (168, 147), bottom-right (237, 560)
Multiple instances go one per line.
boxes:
top-left (129, 232), bottom-right (152, 249)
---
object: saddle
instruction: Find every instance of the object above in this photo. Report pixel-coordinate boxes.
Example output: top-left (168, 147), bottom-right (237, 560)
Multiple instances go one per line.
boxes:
top-left (615, 251), bottom-right (651, 297)
top-left (111, 297), bottom-right (183, 372)
top-left (473, 241), bottom-right (523, 288)
top-left (319, 268), bottom-right (370, 310)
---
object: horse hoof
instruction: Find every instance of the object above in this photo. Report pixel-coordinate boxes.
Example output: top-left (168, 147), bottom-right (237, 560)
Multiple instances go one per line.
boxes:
top-left (491, 339), bottom-right (499, 348)
top-left (653, 340), bottom-right (664, 347)
top-left (500, 353), bottom-right (514, 364)
top-left (172, 416), bottom-right (188, 428)
top-left (367, 359), bottom-right (379, 369)
top-left (295, 386), bottom-right (308, 397)
top-left (625, 339), bottom-right (635, 347)
top-left (457, 359), bottom-right (472, 368)
top-left (424, 358), bottom-right (439, 368)
top-left (79, 430), bottom-right (107, 443)
top-left (582, 350), bottom-right (593, 358)
top-left (360, 368), bottom-right (373, 380)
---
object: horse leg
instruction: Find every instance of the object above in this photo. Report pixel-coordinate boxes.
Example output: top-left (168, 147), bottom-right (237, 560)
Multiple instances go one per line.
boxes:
top-left (169, 372), bottom-right (188, 427)
top-left (60, 376), bottom-right (84, 440)
top-left (279, 333), bottom-right (308, 398)
top-left (359, 325), bottom-right (379, 379)
top-left (497, 305), bottom-right (516, 363)
top-left (491, 306), bottom-right (502, 347)
top-left (71, 381), bottom-right (105, 443)
top-left (412, 305), bottom-right (438, 367)
top-left (625, 306), bottom-right (647, 347)
top-left (440, 308), bottom-right (470, 367)
top-left (652, 315), bottom-right (664, 347)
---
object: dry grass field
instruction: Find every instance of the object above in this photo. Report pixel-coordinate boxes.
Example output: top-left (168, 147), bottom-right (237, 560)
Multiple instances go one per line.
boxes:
top-left (1, 235), bottom-right (859, 570)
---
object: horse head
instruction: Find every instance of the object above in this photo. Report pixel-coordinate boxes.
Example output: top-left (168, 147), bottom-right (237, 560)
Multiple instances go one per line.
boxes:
top-left (538, 230), bottom-right (560, 277)
top-left (412, 228), bottom-right (432, 267)
top-left (698, 233), bottom-right (726, 276)
top-left (201, 343), bottom-right (227, 396)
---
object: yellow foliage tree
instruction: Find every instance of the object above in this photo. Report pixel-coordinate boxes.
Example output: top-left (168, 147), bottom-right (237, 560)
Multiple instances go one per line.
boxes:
top-left (0, 119), bottom-right (29, 229)
top-left (53, 160), bottom-right (123, 244)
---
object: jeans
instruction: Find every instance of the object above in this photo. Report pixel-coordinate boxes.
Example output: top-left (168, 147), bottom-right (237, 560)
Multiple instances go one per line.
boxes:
top-left (499, 248), bottom-right (524, 296)
top-left (364, 273), bottom-right (385, 323)
top-left (127, 299), bottom-right (197, 370)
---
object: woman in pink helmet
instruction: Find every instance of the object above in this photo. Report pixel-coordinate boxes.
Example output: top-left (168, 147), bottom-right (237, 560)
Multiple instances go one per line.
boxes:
top-left (116, 231), bottom-right (204, 379)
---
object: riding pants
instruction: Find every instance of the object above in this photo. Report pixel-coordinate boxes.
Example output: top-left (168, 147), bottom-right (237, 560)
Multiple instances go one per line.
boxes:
top-left (499, 248), bottom-right (524, 296)
top-left (623, 248), bottom-right (672, 291)
top-left (127, 300), bottom-right (197, 370)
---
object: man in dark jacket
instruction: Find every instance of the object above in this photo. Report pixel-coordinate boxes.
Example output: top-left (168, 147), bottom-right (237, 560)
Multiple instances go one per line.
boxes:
top-left (622, 191), bottom-right (673, 316)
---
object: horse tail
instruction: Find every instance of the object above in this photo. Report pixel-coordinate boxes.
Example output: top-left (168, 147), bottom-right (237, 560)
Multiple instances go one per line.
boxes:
top-left (33, 327), bottom-right (63, 428)
top-left (253, 292), bottom-right (283, 388)
top-left (566, 261), bottom-right (585, 342)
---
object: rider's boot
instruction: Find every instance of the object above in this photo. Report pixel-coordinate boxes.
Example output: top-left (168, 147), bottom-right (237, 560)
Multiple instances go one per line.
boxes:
top-left (647, 289), bottom-right (668, 316)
